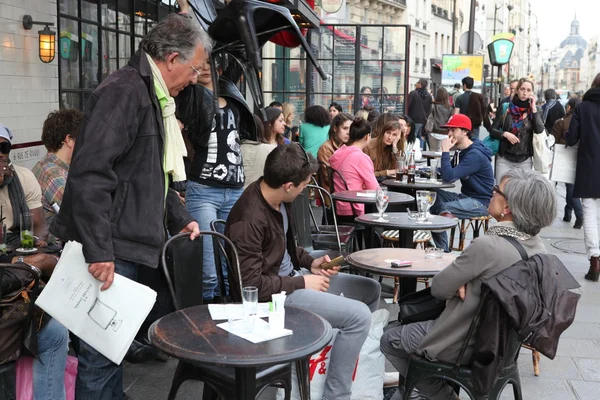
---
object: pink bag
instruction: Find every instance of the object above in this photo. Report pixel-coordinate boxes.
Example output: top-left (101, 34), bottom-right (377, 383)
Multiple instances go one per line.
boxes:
top-left (16, 355), bottom-right (78, 400)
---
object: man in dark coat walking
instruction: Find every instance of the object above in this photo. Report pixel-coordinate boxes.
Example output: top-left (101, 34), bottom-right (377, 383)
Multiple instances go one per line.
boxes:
top-left (407, 78), bottom-right (432, 150)
top-left (566, 73), bottom-right (600, 282)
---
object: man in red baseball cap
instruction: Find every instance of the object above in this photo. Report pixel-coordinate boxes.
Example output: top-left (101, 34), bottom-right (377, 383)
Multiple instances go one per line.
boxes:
top-left (428, 114), bottom-right (495, 251)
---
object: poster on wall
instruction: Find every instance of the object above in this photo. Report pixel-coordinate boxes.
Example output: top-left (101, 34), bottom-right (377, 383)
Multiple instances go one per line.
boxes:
top-left (441, 55), bottom-right (484, 89)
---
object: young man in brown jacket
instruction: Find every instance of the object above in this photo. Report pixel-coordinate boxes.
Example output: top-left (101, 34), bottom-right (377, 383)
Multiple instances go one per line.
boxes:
top-left (226, 144), bottom-right (380, 400)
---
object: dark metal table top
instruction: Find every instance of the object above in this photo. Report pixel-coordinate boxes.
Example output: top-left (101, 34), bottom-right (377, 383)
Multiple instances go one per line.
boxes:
top-left (149, 305), bottom-right (333, 368)
top-left (346, 248), bottom-right (457, 278)
top-left (382, 179), bottom-right (455, 190)
top-left (355, 212), bottom-right (458, 230)
top-left (421, 151), bottom-right (455, 159)
top-left (331, 190), bottom-right (414, 205)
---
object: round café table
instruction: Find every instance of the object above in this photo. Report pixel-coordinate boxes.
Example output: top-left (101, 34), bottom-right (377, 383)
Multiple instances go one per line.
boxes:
top-left (382, 179), bottom-right (455, 191)
top-left (149, 305), bottom-right (333, 400)
top-left (331, 190), bottom-right (414, 215)
top-left (346, 248), bottom-right (457, 300)
top-left (421, 150), bottom-right (455, 166)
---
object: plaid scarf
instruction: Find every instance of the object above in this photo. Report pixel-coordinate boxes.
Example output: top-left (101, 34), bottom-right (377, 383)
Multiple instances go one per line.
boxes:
top-left (507, 101), bottom-right (529, 136)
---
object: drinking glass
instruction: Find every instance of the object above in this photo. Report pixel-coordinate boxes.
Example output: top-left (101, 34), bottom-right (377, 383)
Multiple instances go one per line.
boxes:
top-left (242, 286), bottom-right (258, 317)
top-left (374, 188), bottom-right (389, 222)
top-left (20, 212), bottom-right (34, 250)
top-left (429, 159), bottom-right (438, 182)
top-left (426, 191), bottom-right (437, 217)
top-left (415, 191), bottom-right (429, 223)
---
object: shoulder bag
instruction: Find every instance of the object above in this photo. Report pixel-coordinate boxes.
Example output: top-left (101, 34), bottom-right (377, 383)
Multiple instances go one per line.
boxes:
top-left (397, 287), bottom-right (446, 325)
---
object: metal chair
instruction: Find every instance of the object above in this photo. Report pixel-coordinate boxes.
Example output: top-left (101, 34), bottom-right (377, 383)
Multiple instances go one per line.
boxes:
top-left (160, 232), bottom-right (292, 400)
top-left (402, 296), bottom-right (523, 400)
top-left (309, 175), bottom-right (356, 239)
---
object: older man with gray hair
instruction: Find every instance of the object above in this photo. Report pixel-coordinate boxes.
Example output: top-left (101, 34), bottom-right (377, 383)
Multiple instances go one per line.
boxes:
top-left (51, 13), bottom-right (208, 399)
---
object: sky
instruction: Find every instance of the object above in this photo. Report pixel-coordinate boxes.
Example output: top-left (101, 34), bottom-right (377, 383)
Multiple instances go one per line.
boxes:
top-left (530, 0), bottom-right (600, 49)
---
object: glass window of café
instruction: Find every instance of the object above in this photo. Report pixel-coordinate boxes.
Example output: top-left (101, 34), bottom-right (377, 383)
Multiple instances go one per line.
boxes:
top-left (261, 24), bottom-right (409, 120)
top-left (58, 0), bottom-right (179, 110)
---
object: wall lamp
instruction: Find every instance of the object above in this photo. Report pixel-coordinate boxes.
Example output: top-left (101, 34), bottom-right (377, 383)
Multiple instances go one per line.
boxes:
top-left (22, 15), bottom-right (56, 63)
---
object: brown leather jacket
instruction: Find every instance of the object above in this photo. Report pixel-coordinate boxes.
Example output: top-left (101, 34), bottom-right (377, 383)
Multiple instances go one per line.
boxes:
top-left (317, 139), bottom-right (339, 204)
top-left (225, 180), bottom-right (313, 302)
top-left (551, 112), bottom-right (573, 145)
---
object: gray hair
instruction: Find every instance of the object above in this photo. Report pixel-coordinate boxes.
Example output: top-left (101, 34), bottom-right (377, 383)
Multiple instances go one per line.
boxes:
top-left (140, 14), bottom-right (213, 62)
top-left (501, 169), bottom-right (556, 236)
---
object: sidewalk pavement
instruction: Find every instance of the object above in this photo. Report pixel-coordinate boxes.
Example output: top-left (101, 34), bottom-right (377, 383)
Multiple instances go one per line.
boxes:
top-left (122, 184), bottom-right (600, 400)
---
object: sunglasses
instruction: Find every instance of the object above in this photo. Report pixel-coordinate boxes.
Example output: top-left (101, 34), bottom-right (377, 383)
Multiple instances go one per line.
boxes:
top-left (0, 142), bottom-right (11, 154)
top-left (492, 184), bottom-right (506, 198)
top-left (298, 144), bottom-right (311, 169)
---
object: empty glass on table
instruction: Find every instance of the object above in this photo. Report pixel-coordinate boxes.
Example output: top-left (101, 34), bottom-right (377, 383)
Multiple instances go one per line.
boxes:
top-left (374, 188), bottom-right (390, 222)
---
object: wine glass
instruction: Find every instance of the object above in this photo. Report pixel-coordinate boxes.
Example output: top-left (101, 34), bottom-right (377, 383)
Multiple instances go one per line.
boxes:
top-left (374, 188), bottom-right (389, 222)
top-left (426, 191), bottom-right (437, 217)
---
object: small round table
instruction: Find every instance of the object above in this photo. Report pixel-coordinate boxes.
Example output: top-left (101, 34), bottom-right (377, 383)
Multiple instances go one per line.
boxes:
top-left (149, 305), bottom-right (332, 400)
top-left (421, 151), bottom-right (455, 166)
top-left (331, 190), bottom-right (414, 205)
top-left (382, 179), bottom-right (455, 191)
top-left (346, 248), bottom-right (457, 299)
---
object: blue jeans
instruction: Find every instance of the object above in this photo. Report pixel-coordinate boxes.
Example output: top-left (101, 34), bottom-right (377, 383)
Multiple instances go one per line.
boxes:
top-left (472, 126), bottom-right (480, 140)
top-left (430, 190), bottom-right (489, 251)
top-left (33, 318), bottom-right (69, 400)
top-left (414, 123), bottom-right (425, 150)
top-left (185, 181), bottom-right (244, 299)
top-left (565, 183), bottom-right (583, 220)
top-left (74, 259), bottom-right (139, 400)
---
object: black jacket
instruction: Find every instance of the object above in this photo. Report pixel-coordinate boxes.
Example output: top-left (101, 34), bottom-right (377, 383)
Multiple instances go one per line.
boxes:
top-left (407, 89), bottom-right (432, 124)
top-left (472, 250), bottom-right (580, 393)
top-left (490, 101), bottom-right (544, 163)
top-left (542, 101), bottom-right (566, 133)
top-left (51, 49), bottom-right (194, 267)
top-left (566, 87), bottom-right (600, 198)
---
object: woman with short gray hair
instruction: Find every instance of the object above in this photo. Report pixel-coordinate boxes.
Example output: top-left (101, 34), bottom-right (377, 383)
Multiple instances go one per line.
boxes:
top-left (380, 168), bottom-right (554, 400)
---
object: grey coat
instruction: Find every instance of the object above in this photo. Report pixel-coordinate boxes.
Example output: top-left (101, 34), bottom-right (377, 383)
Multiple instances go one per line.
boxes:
top-left (417, 222), bottom-right (546, 364)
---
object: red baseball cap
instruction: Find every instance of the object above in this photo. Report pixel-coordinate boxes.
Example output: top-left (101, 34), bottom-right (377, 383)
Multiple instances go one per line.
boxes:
top-left (440, 114), bottom-right (472, 131)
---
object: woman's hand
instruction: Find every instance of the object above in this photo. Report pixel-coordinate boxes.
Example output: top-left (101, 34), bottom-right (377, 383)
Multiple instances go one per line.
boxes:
top-left (386, 169), bottom-right (397, 177)
top-left (502, 132), bottom-right (520, 145)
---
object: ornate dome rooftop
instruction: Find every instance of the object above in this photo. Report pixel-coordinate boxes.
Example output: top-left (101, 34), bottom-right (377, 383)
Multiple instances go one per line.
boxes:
top-left (560, 16), bottom-right (587, 49)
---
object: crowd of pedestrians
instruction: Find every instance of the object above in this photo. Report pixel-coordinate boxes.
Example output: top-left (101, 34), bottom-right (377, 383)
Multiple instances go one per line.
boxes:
top-left (0, 2), bottom-right (597, 399)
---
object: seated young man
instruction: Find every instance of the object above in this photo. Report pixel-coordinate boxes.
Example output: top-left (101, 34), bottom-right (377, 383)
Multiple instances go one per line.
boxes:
top-left (430, 114), bottom-right (494, 251)
top-left (225, 144), bottom-right (381, 400)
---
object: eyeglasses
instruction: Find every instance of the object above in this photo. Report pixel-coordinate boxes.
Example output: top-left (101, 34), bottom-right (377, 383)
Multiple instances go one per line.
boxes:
top-left (189, 63), bottom-right (201, 77)
top-left (492, 184), bottom-right (507, 198)
top-left (0, 142), bottom-right (11, 155)
top-left (297, 144), bottom-right (311, 169)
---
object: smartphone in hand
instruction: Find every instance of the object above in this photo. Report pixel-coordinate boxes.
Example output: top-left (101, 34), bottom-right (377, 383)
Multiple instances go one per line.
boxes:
top-left (321, 256), bottom-right (345, 270)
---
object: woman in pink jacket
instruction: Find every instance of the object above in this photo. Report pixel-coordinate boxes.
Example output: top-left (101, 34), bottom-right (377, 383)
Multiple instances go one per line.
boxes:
top-left (329, 117), bottom-right (380, 223)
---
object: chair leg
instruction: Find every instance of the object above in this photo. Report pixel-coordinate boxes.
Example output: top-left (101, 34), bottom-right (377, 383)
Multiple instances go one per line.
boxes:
top-left (296, 359), bottom-right (310, 400)
top-left (393, 277), bottom-right (400, 303)
top-left (449, 227), bottom-right (456, 250)
top-left (512, 379), bottom-right (524, 400)
top-left (532, 350), bottom-right (541, 376)
top-left (202, 384), bottom-right (219, 400)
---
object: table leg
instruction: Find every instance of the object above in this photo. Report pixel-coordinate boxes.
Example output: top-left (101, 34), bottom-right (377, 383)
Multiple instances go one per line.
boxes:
top-left (296, 359), bottom-right (311, 400)
top-left (398, 277), bottom-right (417, 298)
top-left (397, 229), bottom-right (418, 297)
top-left (235, 367), bottom-right (257, 400)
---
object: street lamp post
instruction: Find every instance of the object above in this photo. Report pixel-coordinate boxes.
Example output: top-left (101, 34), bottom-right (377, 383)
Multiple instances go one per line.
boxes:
top-left (493, 2), bottom-right (514, 105)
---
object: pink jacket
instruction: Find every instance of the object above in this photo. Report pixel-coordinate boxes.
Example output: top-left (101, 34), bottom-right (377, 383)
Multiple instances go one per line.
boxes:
top-left (329, 145), bottom-right (380, 216)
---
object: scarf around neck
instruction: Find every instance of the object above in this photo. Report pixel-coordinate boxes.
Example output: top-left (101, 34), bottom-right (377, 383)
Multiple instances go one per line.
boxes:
top-left (486, 224), bottom-right (531, 241)
top-left (146, 54), bottom-right (187, 183)
top-left (542, 99), bottom-right (557, 123)
top-left (508, 97), bottom-right (530, 135)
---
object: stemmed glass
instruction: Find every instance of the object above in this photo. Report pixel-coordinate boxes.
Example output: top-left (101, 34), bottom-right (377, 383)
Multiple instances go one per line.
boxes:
top-left (374, 188), bottom-right (389, 222)
top-left (426, 191), bottom-right (437, 217)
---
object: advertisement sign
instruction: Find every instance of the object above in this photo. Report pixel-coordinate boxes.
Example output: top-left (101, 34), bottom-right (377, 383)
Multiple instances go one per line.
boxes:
top-left (488, 39), bottom-right (514, 66)
top-left (441, 55), bottom-right (484, 88)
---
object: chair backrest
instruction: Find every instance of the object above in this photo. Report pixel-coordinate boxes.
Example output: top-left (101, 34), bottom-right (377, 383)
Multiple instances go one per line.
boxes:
top-left (307, 184), bottom-right (342, 252)
top-left (327, 164), bottom-right (360, 217)
top-left (289, 188), bottom-right (313, 251)
top-left (161, 232), bottom-right (243, 310)
top-left (188, 0), bottom-right (218, 31)
top-left (209, 219), bottom-right (234, 303)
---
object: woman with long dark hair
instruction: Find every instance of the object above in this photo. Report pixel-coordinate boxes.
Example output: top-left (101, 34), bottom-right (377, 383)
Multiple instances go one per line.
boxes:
top-left (364, 119), bottom-right (402, 178)
top-left (399, 115), bottom-right (422, 160)
top-left (317, 112), bottom-right (353, 194)
top-left (490, 77), bottom-right (544, 182)
top-left (466, 91), bottom-right (492, 140)
top-left (241, 113), bottom-right (278, 189)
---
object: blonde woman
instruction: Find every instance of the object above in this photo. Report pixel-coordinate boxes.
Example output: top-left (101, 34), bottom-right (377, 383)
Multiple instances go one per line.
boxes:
top-left (282, 102), bottom-right (296, 140)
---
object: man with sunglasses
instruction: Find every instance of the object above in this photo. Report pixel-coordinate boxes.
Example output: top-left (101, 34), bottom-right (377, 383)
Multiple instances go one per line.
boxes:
top-left (0, 124), bottom-right (49, 246)
top-left (429, 114), bottom-right (495, 252)
top-left (225, 144), bottom-right (381, 400)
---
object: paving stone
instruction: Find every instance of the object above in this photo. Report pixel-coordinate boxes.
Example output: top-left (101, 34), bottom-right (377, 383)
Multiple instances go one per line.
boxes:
top-left (573, 304), bottom-right (600, 323)
top-left (517, 355), bottom-right (582, 380)
top-left (554, 338), bottom-right (600, 358)
top-left (569, 380), bottom-right (600, 400)
top-left (561, 322), bottom-right (600, 339)
top-left (574, 358), bottom-right (600, 381)
top-left (505, 378), bottom-right (576, 400)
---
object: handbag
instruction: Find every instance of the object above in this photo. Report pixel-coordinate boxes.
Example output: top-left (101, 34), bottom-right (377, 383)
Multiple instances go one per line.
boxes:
top-left (483, 108), bottom-right (508, 156)
top-left (532, 130), bottom-right (553, 173)
top-left (397, 287), bottom-right (446, 325)
top-left (424, 107), bottom-right (435, 134)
